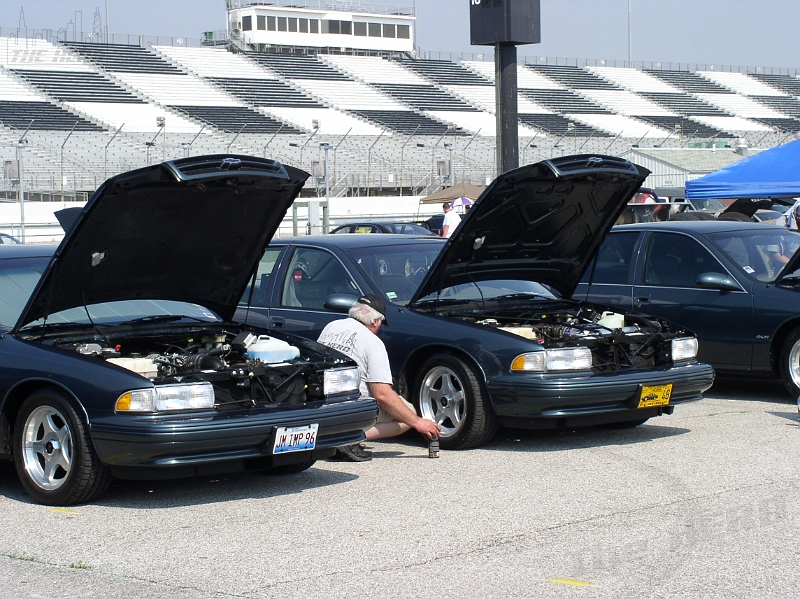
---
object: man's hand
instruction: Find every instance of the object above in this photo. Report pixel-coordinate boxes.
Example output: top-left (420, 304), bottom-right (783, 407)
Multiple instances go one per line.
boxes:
top-left (413, 417), bottom-right (441, 440)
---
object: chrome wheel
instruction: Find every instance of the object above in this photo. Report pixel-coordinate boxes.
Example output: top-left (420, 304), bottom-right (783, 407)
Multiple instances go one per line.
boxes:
top-left (788, 337), bottom-right (800, 392)
top-left (418, 365), bottom-right (467, 438)
top-left (21, 405), bottom-right (73, 491)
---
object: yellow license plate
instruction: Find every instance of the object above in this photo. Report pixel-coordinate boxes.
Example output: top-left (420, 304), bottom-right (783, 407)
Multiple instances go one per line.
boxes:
top-left (638, 383), bottom-right (673, 408)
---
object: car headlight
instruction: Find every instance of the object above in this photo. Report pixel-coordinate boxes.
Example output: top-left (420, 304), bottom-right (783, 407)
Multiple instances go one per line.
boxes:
top-left (116, 382), bottom-right (216, 413)
top-left (324, 367), bottom-right (360, 396)
top-left (671, 337), bottom-right (698, 362)
top-left (511, 347), bottom-right (593, 373)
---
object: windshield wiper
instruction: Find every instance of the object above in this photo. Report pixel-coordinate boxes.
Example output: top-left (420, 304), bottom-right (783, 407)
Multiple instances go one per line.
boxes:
top-left (120, 315), bottom-right (210, 325)
top-left (492, 292), bottom-right (556, 301)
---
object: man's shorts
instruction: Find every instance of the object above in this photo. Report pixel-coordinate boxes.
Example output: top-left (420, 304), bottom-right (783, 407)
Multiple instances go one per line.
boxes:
top-left (376, 395), bottom-right (416, 424)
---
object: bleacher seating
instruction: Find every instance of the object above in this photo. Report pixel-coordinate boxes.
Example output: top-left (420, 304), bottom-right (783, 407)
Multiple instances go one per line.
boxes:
top-left (1, 35), bottom-right (798, 202)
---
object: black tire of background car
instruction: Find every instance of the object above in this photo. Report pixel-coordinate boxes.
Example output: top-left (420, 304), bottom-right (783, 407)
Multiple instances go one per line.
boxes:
top-left (13, 389), bottom-right (113, 506)
top-left (414, 353), bottom-right (498, 450)
top-left (717, 211), bottom-right (754, 222)
top-left (260, 460), bottom-right (316, 475)
top-left (599, 417), bottom-right (650, 429)
top-left (779, 327), bottom-right (800, 397)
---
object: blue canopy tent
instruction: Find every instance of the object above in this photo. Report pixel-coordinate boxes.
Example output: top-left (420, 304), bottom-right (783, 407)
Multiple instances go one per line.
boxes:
top-left (685, 139), bottom-right (800, 199)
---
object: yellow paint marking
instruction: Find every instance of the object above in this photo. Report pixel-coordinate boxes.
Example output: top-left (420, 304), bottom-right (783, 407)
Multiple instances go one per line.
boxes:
top-left (46, 508), bottom-right (80, 515)
top-left (545, 578), bottom-right (600, 588)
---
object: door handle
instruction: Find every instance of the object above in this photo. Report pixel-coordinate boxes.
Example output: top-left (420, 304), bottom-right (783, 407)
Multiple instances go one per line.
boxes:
top-left (635, 296), bottom-right (651, 306)
top-left (271, 316), bottom-right (285, 327)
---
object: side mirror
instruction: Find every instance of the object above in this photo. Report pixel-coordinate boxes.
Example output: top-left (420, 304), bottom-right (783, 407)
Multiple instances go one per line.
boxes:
top-left (323, 293), bottom-right (358, 313)
top-left (695, 272), bottom-right (740, 291)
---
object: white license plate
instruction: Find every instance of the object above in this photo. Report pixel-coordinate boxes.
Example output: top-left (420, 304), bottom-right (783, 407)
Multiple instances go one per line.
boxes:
top-left (273, 424), bottom-right (318, 454)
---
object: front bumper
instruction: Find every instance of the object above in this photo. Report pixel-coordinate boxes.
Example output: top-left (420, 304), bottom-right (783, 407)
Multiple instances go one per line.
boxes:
top-left (89, 397), bottom-right (378, 478)
top-left (487, 361), bottom-right (714, 427)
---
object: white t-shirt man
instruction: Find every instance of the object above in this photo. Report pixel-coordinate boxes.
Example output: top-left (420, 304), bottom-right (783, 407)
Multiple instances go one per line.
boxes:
top-left (317, 317), bottom-right (393, 399)
top-left (442, 209), bottom-right (461, 238)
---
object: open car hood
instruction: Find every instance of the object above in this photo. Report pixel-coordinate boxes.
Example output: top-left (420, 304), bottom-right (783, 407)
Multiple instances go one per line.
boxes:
top-left (410, 155), bottom-right (649, 304)
top-left (17, 155), bottom-right (308, 329)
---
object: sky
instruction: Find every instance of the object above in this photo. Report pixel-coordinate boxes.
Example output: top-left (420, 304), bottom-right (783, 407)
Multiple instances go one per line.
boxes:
top-left (2, 0), bottom-right (800, 69)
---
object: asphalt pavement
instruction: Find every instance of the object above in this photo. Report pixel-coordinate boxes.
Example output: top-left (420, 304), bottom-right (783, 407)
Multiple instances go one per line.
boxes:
top-left (1, 378), bottom-right (798, 599)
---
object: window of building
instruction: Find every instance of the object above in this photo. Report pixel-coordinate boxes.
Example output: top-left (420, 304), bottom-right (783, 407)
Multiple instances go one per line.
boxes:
top-left (324, 20), bottom-right (340, 34)
top-left (277, 16), bottom-right (287, 32)
top-left (397, 24), bottom-right (410, 39)
top-left (257, 15), bottom-right (266, 30)
top-left (299, 18), bottom-right (309, 33)
top-left (341, 21), bottom-right (352, 35)
top-left (368, 22), bottom-right (381, 37)
top-left (242, 15), bottom-right (252, 31)
top-left (383, 23), bottom-right (396, 38)
top-left (288, 17), bottom-right (298, 32)
top-left (267, 16), bottom-right (276, 31)
top-left (354, 22), bottom-right (367, 36)
top-left (310, 19), bottom-right (319, 33)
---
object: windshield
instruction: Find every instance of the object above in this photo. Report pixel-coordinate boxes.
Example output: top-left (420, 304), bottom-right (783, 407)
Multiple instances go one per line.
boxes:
top-left (707, 228), bottom-right (800, 282)
top-left (21, 300), bottom-right (221, 331)
top-left (344, 242), bottom-right (443, 305)
top-left (688, 198), bottom-right (727, 212)
top-left (0, 256), bottom-right (50, 331)
top-left (415, 280), bottom-right (559, 305)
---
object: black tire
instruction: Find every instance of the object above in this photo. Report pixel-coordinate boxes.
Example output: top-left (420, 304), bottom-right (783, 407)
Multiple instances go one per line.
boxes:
top-left (779, 327), bottom-right (800, 397)
top-left (414, 353), bottom-right (498, 449)
top-left (599, 418), bottom-right (650, 429)
top-left (13, 389), bottom-right (112, 506)
top-left (261, 460), bottom-right (316, 475)
top-left (717, 211), bottom-right (754, 222)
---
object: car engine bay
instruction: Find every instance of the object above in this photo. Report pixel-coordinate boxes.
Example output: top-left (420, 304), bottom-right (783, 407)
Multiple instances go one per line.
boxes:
top-left (463, 304), bottom-right (688, 371)
top-left (37, 326), bottom-right (352, 409)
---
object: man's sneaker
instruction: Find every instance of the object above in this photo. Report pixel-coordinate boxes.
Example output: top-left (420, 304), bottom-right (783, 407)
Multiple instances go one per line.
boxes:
top-left (333, 443), bottom-right (373, 462)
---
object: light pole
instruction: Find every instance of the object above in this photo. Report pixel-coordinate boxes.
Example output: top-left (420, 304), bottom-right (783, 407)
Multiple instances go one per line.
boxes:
top-left (226, 123), bottom-right (247, 153)
top-left (145, 123), bottom-right (164, 164)
top-left (321, 142), bottom-right (331, 232)
top-left (61, 120), bottom-right (78, 206)
top-left (332, 127), bottom-right (351, 197)
top-left (627, 0), bottom-right (632, 66)
top-left (461, 127), bottom-right (481, 184)
top-left (263, 123), bottom-right (284, 156)
top-left (399, 124), bottom-right (421, 197)
top-left (443, 142), bottom-right (454, 187)
top-left (104, 122), bottom-right (124, 180)
top-left (13, 119), bottom-right (33, 242)
top-left (181, 125), bottom-right (205, 157)
top-left (299, 123), bottom-right (319, 168)
top-left (366, 129), bottom-right (386, 197)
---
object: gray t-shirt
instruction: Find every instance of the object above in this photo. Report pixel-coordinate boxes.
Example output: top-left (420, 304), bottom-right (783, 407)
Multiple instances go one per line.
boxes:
top-left (317, 317), bottom-right (393, 398)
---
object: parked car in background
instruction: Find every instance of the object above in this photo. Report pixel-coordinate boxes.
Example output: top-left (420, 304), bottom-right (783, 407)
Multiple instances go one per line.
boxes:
top-left (237, 155), bottom-right (714, 449)
top-left (330, 222), bottom-right (435, 235)
top-left (0, 155), bottom-right (376, 506)
top-left (0, 233), bottom-right (21, 244)
top-left (574, 220), bottom-right (800, 395)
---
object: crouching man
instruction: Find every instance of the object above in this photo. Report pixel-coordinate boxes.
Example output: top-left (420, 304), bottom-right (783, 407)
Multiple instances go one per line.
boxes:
top-left (317, 294), bottom-right (441, 461)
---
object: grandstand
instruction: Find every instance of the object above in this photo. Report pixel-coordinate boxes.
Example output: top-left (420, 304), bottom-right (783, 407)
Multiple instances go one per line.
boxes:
top-left (2, 1), bottom-right (800, 213)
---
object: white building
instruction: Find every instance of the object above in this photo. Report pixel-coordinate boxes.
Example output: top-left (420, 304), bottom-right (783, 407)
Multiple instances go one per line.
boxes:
top-left (227, 1), bottom-right (415, 55)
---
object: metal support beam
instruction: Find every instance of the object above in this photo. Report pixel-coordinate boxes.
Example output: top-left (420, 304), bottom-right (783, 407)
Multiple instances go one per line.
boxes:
top-left (495, 43), bottom-right (519, 174)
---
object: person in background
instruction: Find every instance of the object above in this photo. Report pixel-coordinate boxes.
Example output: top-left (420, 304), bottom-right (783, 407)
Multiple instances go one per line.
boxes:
top-left (317, 294), bottom-right (441, 461)
top-left (441, 201), bottom-right (461, 238)
top-left (769, 199), bottom-right (800, 265)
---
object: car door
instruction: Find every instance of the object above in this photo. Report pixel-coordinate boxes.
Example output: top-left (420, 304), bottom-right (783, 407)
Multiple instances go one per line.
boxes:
top-left (573, 230), bottom-right (641, 310)
top-left (633, 231), bottom-right (754, 370)
top-left (235, 247), bottom-right (286, 329)
top-left (267, 245), bottom-right (362, 338)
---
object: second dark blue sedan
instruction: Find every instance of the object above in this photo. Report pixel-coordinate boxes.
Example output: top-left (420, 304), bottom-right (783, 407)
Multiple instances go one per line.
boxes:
top-left (574, 220), bottom-right (800, 395)
top-left (237, 155), bottom-right (715, 449)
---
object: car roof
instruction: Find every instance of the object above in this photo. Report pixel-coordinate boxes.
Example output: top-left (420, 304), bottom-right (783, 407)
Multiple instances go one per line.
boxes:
top-left (0, 244), bottom-right (56, 258)
top-left (271, 234), bottom-right (445, 249)
top-left (611, 221), bottom-right (785, 234)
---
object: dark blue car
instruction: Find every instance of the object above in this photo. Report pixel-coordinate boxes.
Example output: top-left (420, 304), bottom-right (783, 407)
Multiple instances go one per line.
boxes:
top-left (0, 155), bottom-right (376, 506)
top-left (574, 220), bottom-right (800, 395)
top-left (236, 155), bottom-right (714, 450)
